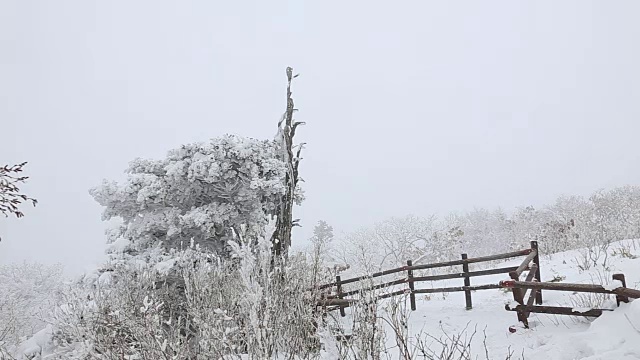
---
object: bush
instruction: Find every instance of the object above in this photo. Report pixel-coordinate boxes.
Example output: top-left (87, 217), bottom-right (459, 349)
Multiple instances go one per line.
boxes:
top-left (46, 239), bottom-right (326, 359)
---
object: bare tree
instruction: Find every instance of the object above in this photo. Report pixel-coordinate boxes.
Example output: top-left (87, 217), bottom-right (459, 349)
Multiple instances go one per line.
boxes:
top-left (0, 162), bottom-right (37, 220)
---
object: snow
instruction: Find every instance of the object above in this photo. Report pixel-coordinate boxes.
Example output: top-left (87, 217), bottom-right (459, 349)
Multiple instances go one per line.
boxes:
top-left (508, 301), bottom-right (521, 309)
top-left (9, 325), bottom-right (55, 360)
top-left (603, 280), bottom-right (624, 291)
top-left (572, 307), bottom-right (593, 313)
top-left (330, 239), bottom-right (640, 359)
top-left (106, 236), bottom-right (131, 254)
top-left (153, 258), bottom-right (176, 275)
top-left (97, 270), bottom-right (112, 285)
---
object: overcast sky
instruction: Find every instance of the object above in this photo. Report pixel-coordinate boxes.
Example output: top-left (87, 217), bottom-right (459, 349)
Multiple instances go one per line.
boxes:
top-left (2, 1), bottom-right (640, 274)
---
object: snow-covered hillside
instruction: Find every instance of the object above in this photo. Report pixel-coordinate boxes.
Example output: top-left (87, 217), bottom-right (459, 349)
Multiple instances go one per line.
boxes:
top-left (325, 239), bottom-right (640, 359)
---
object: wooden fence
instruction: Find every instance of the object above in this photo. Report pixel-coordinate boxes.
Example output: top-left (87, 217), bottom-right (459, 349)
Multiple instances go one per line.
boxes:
top-left (317, 241), bottom-right (542, 317)
top-left (317, 241), bottom-right (640, 329)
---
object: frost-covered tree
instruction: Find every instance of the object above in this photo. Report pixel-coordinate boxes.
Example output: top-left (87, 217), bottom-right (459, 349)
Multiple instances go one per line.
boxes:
top-left (309, 220), bottom-right (343, 283)
top-left (427, 213), bottom-right (465, 262)
top-left (91, 69), bottom-right (305, 258)
top-left (310, 220), bottom-right (334, 263)
top-left (312, 220), bottom-right (333, 245)
top-left (335, 216), bottom-right (437, 274)
top-left (90, 135), bottom-right (289, 255)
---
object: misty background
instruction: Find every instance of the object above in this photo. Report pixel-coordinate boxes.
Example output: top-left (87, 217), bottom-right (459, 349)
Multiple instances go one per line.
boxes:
top-left (1, 1), bottom-right (639, 274)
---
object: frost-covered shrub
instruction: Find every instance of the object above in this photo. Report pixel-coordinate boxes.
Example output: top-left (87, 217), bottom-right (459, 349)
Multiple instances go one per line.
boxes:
top-left (42, 238), bottom-right (325, 359)
top-left (183, 238), bottom-right (322, 359)
top-left (0, 262), bottom-right (63, 347)
top-left (49, 251), bottom-right (197, 359)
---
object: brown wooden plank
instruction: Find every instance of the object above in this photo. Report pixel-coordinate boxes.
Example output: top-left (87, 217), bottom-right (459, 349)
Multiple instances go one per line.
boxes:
top-left (617, 287), bottom-right (640, 299)
top-left (524, 264), bottom-right (538, 283)
top-left (501, 280), bottom-right (615, 294)
top-left (318, 298), bottom-right (354, 306)
top-left (412, 273), bottom-right (467, 282)
top-left (462, 254), bottom-right (472, 310)
top-left (463, 249), bottom-right (533, 264)
top-left (469, 266), bottom-right (523, 277)
top-left (410, 249), bottom-right (532, 271)
top-left (505, 304), bottom-right (610, 318)
top-left (407, 260), bottom-right (416, 311)
top-left (405, 259), bottom-right (467, 271)
top-left (503, 279), bottom-right (640, 298)
top-left (322, 289), bottom-right (410, 311)
top-left (613, 273), bottom-right (628, 306)
top-left (340, 278), bottom-right (408, 297)
top-left (510, 250), bottom-right (537, 278)
top-left (509, 271), bottom-right (527, 327)
top-left (377, 289), bottom-right (410, 300)
top-left (413, 284), bottom-right (501, 294)
top-left (318, 266), bottom-right (408, 289)
top-left (526, 288), bottom-right (537, 307)
top-left (531, 241), bottom-right (543, 304)
top-left (336, 275), bottom-right (346, 317)
top-left (412, 266), bottom-right (519, 283)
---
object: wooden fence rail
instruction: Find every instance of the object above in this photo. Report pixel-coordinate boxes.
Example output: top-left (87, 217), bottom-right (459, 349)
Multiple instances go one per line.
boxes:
top-left (317, 242), bottom-right (540, 317)
top-left (499, 272), bottom-right (640, 328)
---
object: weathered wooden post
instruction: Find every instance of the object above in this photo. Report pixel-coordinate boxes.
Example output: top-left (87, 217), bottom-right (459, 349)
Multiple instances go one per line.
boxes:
top-left (335, 275), bottom-right (346, 317)
top-left (612, 273), bottom-right (629, 306)
top-left (509, 272), bottom-right (526, 326)
top-left (461, 254), bottom-right (472, 310)
top-left (407, 260), bottom-right (416, 311)
top-left (531, 241), bottom-right (543, 304)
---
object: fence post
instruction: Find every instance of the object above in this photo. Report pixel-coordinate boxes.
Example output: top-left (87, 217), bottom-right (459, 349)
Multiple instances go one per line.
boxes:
top-left (509, 272), bottom-right (527, 327)
top-left (406, 260), bottom-right (416, 311)
top-left (461, 254), bottom-right (472, 310)
top-left (336, 275), bottom-right (346, 317)
top-left (531, 241), bottom-right (543, 305)
top-left (612, 273), bottom-right (629, 306)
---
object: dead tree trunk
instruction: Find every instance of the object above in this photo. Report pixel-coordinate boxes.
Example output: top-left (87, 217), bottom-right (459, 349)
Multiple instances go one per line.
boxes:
top-left (271, 67), bottom-right (304, 257)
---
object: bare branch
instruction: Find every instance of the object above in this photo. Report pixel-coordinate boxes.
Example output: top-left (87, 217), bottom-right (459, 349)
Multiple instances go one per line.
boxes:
top-left (0, 162), bottom-right (37, 219)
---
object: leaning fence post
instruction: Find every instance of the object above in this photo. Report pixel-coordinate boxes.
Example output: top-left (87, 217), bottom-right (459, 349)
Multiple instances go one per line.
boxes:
top-left (531, 240), bottom-right (543, 305)
top-left (612, 273), bottom-right (629, 306)
top-left (509, 271), bottom-right (527, 327)
top-left (336, 275), bottom-right (346, 317)
top-left (406, 260), bottom-right (416, 311)
top-left (461, 254), bottom-right (472, 310)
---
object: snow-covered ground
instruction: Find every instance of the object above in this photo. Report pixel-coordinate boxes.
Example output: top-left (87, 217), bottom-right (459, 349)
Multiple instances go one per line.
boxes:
top-left (330, 240), bottom-right (640, 359)
top-left (6, 240), bottom-right (640, 359)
